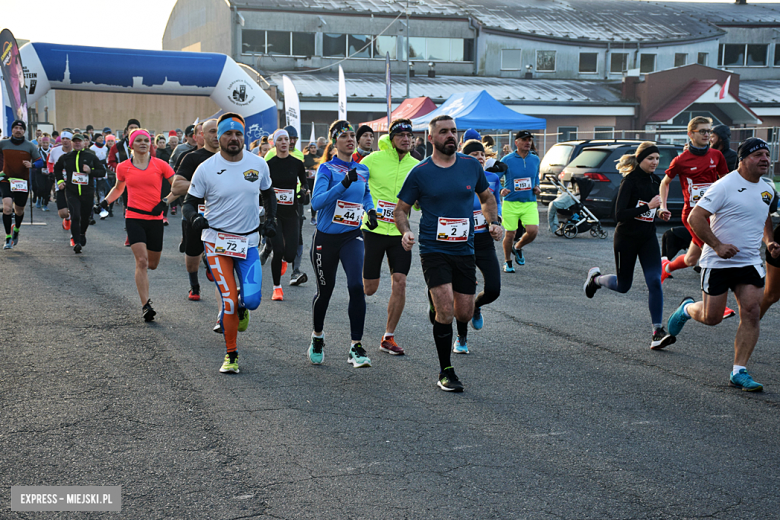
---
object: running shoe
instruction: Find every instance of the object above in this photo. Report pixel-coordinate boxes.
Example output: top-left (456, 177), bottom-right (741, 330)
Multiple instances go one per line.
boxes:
top-left (108, 209), bottom-right (114, 217)
top-left (213, 321), bottom-right (223, 334)
top-left (260, 244), bottom-right (271, 265)
top-left (583, 267), bottom-right (601, 299)
top-left (4, 237), bottom-right (12, 250)
top-left (309, 336), bottom-right (324, 364)
top-left (163, 217), bottom-right (169, 226)
top-left (237, 307), bottom-right (250, 331)
top-left (723, 306), bottom-right (736, 320)
top-left (379, 336), bottom-right (405, 355)
top-left (271, 287), bottom-right (284, 301)
top-left (35, 200), bottom-right (42, 209)
top-left (89, 218), bottom-right (96, 225)
top-left (471, 306), bottom-right (484, 330)
top-left (142, 299), bottom-right (156, 322)
top-left (453, 337), bottom-right (469, 354)
top-left (179, 240), bottom-right (185, 253)
top-left (124, 236), bottom-right (130, 247)
top-left (220, 353), bottom-right (239, 374)
top-left (80, 235), bottom-right (87, 247)
top-left (63, 218), bottom-right (71, 231)
top-left (100, 211), bottom-right (107, 220)
top-left (11, 228), bottom-right (19, 246)
top-left (290, 270), bottom-right (308, 286)
top-left (729, 369), bottom-right (763, 392)
top-left (661, 257), bottom-right (673, 283)
top-left (310, 217), bottom-right (317, 226)
top-left (74, 242), bottom-right (82, 254)
top-left (512, 244), bottom-right (525, 266)
top-left (70, 238), bottom-right (76, 247)
top-left (281, 261), bottom-right (288, 276)
top-left (437, 367), bottom-right (464, 392)
top-left (503, 262), bottom-right (515, 273)
top-left (650, 327), bottom-right (675, 350)
top-left (667, 297), bottom-right (695, 337)
top-left (188, 286), bottom-right (201, 301)
top-left (348, 343), bottom-right (372, 367)
top-left (171, 206), bottom-right (177, 215)
top-left (41, 205), bottom-right (49, 212)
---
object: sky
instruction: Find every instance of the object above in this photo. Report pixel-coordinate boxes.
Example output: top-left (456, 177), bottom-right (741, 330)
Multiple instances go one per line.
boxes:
top-left (0, 0), bottom-right (777, 50)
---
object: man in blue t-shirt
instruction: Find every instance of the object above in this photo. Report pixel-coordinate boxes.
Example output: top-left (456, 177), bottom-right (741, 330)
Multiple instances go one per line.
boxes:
top-left (499, 130), bottom-right (541, 271)
top-left (395, 115), bottom-right (503, 393)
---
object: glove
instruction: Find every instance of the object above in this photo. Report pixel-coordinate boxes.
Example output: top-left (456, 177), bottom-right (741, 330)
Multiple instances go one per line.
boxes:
top-left (263, 218), bottom-right (277, 238)
top-left (99, 199), bottom-right (109, 211)
top-left (341, 168), bottom-right (359, 188)
top-left (365, 209), bottom-right (379, 230)
top-left (151, 199), bottom-right (168, 216)
top-left (298, 189), bottom-right (310, 206)
top-left (486, 162), bottom-right (507, 174)
top-left (190, 214), bottom-right (209, 233)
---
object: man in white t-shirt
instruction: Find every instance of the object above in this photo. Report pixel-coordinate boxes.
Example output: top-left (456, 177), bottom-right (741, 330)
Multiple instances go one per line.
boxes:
top-left (666, 138), bottom-right (780, 392)
top-left (182, 113), bottom-right (277, 375)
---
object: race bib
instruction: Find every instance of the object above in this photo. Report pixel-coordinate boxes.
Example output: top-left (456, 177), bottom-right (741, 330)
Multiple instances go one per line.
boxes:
top-left (274, 188), bottom-right (295, 206)
top-left (198, 204), bottom-right (206, 215)
top-left (473, 210), bottom-right (487, 232)
top-left (214, 232), bottom-right (248, 259)
top-left (72, 172), bottom-right (89, 185)
top-left (376, 199), bottom-right (396, 224)
top-left (513, 177), bottom-right (532, 191)
top-left (9, 179), bottom-right (27, 192)
top-left (332, 200), bottom-right (363, 227)
top-left (437, 217), bottom-right (469, 242)
top-left (635, 201), bottom-right (656, 222)
top-left (690, 182), bottom-right (712, 208)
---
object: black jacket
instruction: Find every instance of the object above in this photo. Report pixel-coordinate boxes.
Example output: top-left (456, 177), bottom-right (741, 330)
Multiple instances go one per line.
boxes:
top-left (54, 148), bottom-right (106, 194)
top-left (614, 166), bottom-right (661, 237)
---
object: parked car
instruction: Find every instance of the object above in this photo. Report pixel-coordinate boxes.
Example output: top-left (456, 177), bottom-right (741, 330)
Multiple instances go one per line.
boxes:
top-left (538, 139), bottom-right (645, 206)
top-left (556, 143), bottom-right (685, 221)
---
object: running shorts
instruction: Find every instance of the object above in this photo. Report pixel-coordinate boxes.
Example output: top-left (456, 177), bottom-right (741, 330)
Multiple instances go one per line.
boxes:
top-left (0, 181), bottom-right (29, 207)
top-left (502, 200), bottom-right (539, 230)
top-left (126, 218), bottom-right (164, 252)
top-left (767, 224), bottom-right (780, 269)
top-left (701, 265), bottom-right (765, 296)
top-left (682, 212), bottom-right (706, 249)
top-left (420, 252), bottom-right (477, 295)
top-left (182, 218), bottom-right (205, 257)
top-left (362, 230), bottom-right (412, 279)
top-left (56, 189), bottom-right (68, 210)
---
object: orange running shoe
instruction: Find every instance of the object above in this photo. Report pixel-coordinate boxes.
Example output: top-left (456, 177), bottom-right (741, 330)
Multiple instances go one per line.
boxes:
top-left (63, 218), bottom-right (71, 231)
top-left (723, 306), bottom-right (736, 319)
top-left (281, 261), bottom-right (288, 276)
top-left (661, 257), bottom-right (673, 284)
top-left (379, 336), bottom-right (405, 355)
top-left (271, 287), bottom-right (284, 301)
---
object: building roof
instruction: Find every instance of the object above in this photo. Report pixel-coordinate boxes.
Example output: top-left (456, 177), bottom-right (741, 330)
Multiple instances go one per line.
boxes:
top-left (270, 72), bottom-right (628, 105)
top-left (646, 79), bottom-right (718, 123)
top-left (231, 0), bottom-right (736, 43)
top-left (655, 1), bottom-right (780, 25)
top-left (739, 80), bottom-right (780, 105)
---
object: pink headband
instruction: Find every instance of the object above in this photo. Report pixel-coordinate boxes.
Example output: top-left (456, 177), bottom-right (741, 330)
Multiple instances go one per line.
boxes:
top-left (129, 129), bottom-right (151, 148)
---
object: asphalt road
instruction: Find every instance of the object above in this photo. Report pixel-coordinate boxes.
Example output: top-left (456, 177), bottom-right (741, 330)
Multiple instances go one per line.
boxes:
top-left (2, 204), bottom-right (779, 519)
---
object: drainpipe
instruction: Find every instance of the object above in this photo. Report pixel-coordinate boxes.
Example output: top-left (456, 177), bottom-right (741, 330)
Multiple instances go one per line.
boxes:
top-left (635, 41), bottom-right (640, 71)
top-left (605, 42), bottom-right (610, 80)
top-left (469, 17), bottom-right (481, 76)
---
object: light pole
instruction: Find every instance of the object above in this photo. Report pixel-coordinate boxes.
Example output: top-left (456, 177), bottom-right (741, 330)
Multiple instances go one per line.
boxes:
top-left (406, 0), bottom-right (410, 99)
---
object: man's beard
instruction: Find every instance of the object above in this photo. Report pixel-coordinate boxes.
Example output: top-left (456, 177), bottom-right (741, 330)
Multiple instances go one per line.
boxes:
top-left (222, 142), bottom-right (242, 156)
top-left (434, 140), bottom-right (457, 156)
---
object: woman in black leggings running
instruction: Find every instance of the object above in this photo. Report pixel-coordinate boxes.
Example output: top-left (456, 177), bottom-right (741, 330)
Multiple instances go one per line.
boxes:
top-left (583, 141), bottom-right (674, 349)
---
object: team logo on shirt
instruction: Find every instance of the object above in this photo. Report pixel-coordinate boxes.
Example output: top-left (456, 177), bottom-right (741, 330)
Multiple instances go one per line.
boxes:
top-left (762, 191), bottom-right (772, 205)
top-left (243, 169), bottom-right (259, 182)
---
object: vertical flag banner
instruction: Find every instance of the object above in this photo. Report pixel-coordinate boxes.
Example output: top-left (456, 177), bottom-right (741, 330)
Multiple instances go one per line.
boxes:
top-left (309, 122), bottom-right (316, 146)
top-left (385, 52), bottom-right (392, 126)
top-left (718, 75), bottom-right (731, 100)
top-left (282, 74), bottom-right (302, 150)
top-left (338, 65), bottom-right (347, 121)
top-left (0, 29), bottom-right (28, 134)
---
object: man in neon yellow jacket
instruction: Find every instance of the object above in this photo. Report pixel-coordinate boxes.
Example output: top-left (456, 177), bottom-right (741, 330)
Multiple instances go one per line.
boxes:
top-left (361, 119), bottom-right (419, 356)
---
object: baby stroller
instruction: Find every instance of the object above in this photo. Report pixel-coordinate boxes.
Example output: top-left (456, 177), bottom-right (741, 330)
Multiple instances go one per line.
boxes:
top-left (545, 174), bottom-right (608, 239)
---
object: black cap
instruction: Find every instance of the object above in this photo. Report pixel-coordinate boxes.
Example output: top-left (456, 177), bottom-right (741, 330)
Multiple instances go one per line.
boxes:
top-left (102, 127), bottom-right (111, 134)
top-left (126, 118), bottom-right (141, 129)
top-left (11, 119), bottom-right (26, 131)
top-left (737, 137), bottom-right (770, 161)
top-left (356, 125), bottom-right (374, 141)
top-left (86, 125), bottom-right (94, 131)
top-left (515, 130), bottom-right (533, 140)
top-left (185, 125), bottom-right (195, 137)
top-left (284, 125), bottom-right (299, 138)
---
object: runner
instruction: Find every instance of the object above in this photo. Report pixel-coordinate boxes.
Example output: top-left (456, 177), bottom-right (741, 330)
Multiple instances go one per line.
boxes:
top-left (666, 138), bottom-right (779, 391)
top-left (453, 139), bottom-right (504, 354)
top-left (90, 133), bottom-right (111, 218)
top-left (98, 128), bottom-right (175, 321)
top-left (394, 115), bottom-right (502, 392)
top-left (48, 130), bottom-right (74, 234)
top-left (711, 125), bottom-right (738, 172)
top-left (182, 113), bottom-right (277, 373)
top-left (307, 120), bottom-right (377, 367)
top-left (31, 133), bottom-right (52, 211)
top-left (164, 119), bottom-right (218, 301)
top-left (264, 126), bottom-right (304, 161)
top-left (352, 125), bottom-right (374, 163)
top-left (108, 119), bottom-right (143, 247)
top-left (360, 119), bottom-right (418, 355)
top-left (499, 130), bottom-right (540, 271)
top-left (264, 128), bottom-right (309, 300)
top-left (53, 134), bottom-right (106, 253)
top-left (169, 124), bottom-right (196, 168)
top-left (0, 120), bottom-right (41, 250)
top-left (584, 142), bottom-right (673, 349)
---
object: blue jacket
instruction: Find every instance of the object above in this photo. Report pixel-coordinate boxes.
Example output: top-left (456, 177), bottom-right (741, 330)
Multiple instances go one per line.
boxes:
top-left (499, 151), bottom-right (540, 203)
top-left (312, 156), bottom-right (374, 234)
top-left (472, 170), bottom-right (502, 234)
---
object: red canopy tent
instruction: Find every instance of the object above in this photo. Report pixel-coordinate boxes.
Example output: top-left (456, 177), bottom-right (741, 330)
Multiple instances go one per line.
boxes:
top-left (361, 97), bottom-right (437, 132)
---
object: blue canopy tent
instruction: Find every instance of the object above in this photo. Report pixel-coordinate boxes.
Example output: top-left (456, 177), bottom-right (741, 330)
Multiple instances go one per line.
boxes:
top-left (410, 90), bottom-right (546, 131)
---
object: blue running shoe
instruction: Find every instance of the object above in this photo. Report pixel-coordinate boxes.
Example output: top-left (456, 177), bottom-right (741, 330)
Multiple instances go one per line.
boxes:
top-left (512, 244), bottom-right (525, 265)
top-left (453, 337), bottom-right (469, 354)
top-left (503, 262), bottom-right (515, 273)
top-left (471, 306), bottom-right (484, 330)
top-left (667, 297), bottom-right (695, 337)
top-left (729, 369), bottom-right (763, 392)
top-left (308, 335), bottom-right (324, 365)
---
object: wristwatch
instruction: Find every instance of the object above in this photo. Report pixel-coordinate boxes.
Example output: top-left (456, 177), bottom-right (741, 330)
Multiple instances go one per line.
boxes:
top-left (490, 221), bottom-right (500, 226)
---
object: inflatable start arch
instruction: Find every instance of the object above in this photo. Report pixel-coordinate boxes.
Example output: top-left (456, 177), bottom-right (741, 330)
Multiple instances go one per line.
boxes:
top-left (18, 43), bottom-right (277, 141)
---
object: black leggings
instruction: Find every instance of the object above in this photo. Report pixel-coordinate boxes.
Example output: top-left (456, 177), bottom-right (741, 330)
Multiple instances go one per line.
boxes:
top-left (271, 215), bottom-right (300, 285)
top-left (65, 189), bottom-right (95, 242)
top-left (474, 232), bottom-right (501, 308)
top-left (33, 171), bottom-right (52, 204)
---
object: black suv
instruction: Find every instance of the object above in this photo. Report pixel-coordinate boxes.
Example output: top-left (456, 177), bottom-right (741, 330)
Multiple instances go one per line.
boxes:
top-left (555, 143), bottom-right (685, 221)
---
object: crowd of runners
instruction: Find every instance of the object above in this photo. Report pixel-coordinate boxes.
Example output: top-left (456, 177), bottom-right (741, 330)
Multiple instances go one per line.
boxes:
top-left (2, 112), bottom-right (779, 392)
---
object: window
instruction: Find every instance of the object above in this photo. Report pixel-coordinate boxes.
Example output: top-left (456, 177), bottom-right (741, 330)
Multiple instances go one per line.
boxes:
top-left (540, 144), bottom-right (574, 169)
top-left (719, 44), bottom-right (768, 66)
top-left (557, 126), bottom-right (578, 142)
top-left (674, 53), bottom-right (687, 67)
top-left (293, 32), bottom-right (315, 57)
top-left (610, 53), bottom-right (628, 73)
top-left (698, 52), bottom-right (708, 66)
top-left (348, 34), bottom-right (371, 58)
top-left (374, 36), bottom-right (397, 60)
top-left (775, 44), bottom-right (780, 66)
top-left (747, 44), bottom-right (768, 66)
top-left (567, 149), bottom-right (609, 168)
top-left (266, 31), bottom-right (290, 56)
top-left (579, 53), bottom-right (598, 73)
top-left (398, 38), bottom-right (473, 62)
top-left (323, 33), bottom-right (346, 57)
top-left (594, 127), bottom-right (614, 139)
top-left (501, 49), bottom-right (522, 70)
top-left (242, 29), bottom-right (265, 53)
top-left (537, 50), bottom-right (556, 72)
top-left (426, 38), bottom-right (450, 61)
top-left (402, 37), bottom-right (426, 60)
top-left (640, 54), bottom-right (656, 73)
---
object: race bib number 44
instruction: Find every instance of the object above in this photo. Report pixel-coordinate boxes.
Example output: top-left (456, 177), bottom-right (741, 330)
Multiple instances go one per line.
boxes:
top-left (635, 201), bottom-right (656, 222)
top-left (513, 177), bottom-right (532, 191)
top-left (332, 200), bottom-right (363, 227)
top-left (214, 233), bottom-right (248, 259)
top-left (437, 217), bottom-right (469, 242)
top-left (690, 183), bottom-right (712, 208)
top-left (274, 188), bottom-right (295, 205)
top-left (376, 200), bottom-right (396, 224)
top-left (9, 179), bottom-right (27, 192)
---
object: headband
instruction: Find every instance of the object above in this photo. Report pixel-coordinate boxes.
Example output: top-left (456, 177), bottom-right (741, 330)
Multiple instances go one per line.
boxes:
top-left (636, 145), bottom-right (660, 165)
top-left (271, 129), bottom-right (289, 144)
top-left (218, 117), bottom-right (245, 139)
top-left (738, 138), bottom-right (769, 161)
top-left (462, 141), bottom-right (485, 156)
top-left (389, 121), bottom-right (413, 138)
top-left (330, 121), bottom-right (354, 143)
top-left (129, 129), bottom-right (151, 148)
top-left (60, 131), bottom-right (74, 140)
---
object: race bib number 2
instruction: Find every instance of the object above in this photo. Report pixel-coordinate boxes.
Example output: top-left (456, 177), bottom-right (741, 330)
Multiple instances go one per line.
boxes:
top-left (9, 179), bottom-right (27, 192)
top-left (214, 232), bottom-right (248, 259)
top-left (332, 200), bottom-right (363, 227)
top-left (437, 217), bottom-right (469, 242)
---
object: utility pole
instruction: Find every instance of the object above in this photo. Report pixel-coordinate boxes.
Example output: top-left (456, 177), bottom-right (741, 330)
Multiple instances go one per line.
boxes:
top-left (406, 0), bottom-right (410, 99)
